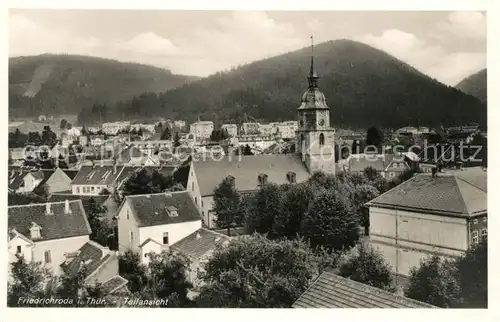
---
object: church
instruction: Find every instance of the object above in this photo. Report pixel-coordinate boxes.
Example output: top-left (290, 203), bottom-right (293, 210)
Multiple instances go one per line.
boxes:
top-left (183, 41), bottom-right (337, 228)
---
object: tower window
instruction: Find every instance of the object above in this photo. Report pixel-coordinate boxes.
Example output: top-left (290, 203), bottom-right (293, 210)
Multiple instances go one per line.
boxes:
top-left (258, 173), bottom-right (268, 186)
top-left (319, 133), bottom-right (325, 146)
top-left (286, 172), bottom-right (296, 183)
top-left (44, 250), bottom-right (51, 264)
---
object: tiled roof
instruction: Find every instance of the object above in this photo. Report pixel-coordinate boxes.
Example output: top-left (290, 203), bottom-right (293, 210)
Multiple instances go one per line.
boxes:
top-left (292, 270), bottom-right (436, 308)
top-left (171, 228), bottom-right (230, 260)
top-left (71, 165), bottom-right (125, 185)
top-left (8, 200), bottom-right (91, 241)
top-left (193, 154), bottom-right (310, 196)
top-left (101, 275), bottom-right (129, 294)
top-left (60, 240), bottom-right (113, 278)
top-left (48, 194), bottom-right (112, 218)
top-left (347, 154), bottom-right (405, 173)
top-left (366, 170), bottom-right (487, 217)
top-left (125, 191), bottom-right (200, 227)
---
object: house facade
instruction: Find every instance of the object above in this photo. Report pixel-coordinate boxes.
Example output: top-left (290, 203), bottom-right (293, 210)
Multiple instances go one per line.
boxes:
top-left (365, 167), bottom-right (487, 276)
top-left (190, 121), bottom-right (214, 140)
top-left (116, 191), bottom-right (202, 264)
top-left (8, 200), bottom-right (92, 276)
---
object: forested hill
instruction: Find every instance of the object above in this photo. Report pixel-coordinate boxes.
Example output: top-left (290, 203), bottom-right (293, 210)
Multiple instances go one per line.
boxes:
top-left (79, 39), bottom-right (486, 128)
top-left (456, 69), bottom-right (487, 103)
top-left (9, 54), bottom-right (199, 119)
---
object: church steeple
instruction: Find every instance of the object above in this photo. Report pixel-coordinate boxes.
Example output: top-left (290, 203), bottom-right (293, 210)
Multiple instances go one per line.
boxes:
top-left (308, 35), bottom-right (319, 89)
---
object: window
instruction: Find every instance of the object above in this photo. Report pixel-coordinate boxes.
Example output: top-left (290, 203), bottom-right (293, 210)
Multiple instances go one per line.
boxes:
top-left (319, 133), bottom-right (325, 146)
top-left (130, 232), bottom-right (134, 244)
top-left (192, 182), bottom-right (195, 191)
top-left (44, 250), bottom-right (51, 264)
top-left (91, 186), bottom-right (95, 193)
top-left (473, 219), bottom-right (478, 224)
top-left (163, 232), bottom-right (169, 245)
top-left (481, 228), bottom-right (487, 240)
top-left (201, 200), bottom-right (204, 207)
top-left (16, 246), bottom-right (21, 254)
top-left (191, 171), bottom-right (193, 177)
top-left (472, 230), bottom-right (479, 245)
top-left (76, 187), bottom-right (80, 194)
top-left (195, 197), bottom-right (198, 205)
top-left (483, 217), bottom-right (487, 223)
top-left (258, 173), bottom-right (268, 186)
top-left (126, 210), bottom-right (130, 220)
top-left (286, 172), bottom-right (296, 183)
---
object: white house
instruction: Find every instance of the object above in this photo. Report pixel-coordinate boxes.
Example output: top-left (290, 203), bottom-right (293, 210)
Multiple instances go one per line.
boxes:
top-left (8, 200), bottom-right (92, 276)
top-left (90, 135), bottom-right (105, 146)
top-left (20, 170), bottom-right (45, 193)
top-left (344, 153), bottom-right (411, 179)
top-left (221, 124), bottom-right (238, 137)
top-left (190, 121), bottom-right (214, 141)
top-left (365, 167), bottom-right (487, 276)
top-left (116, 191), bottom-right (202, 265)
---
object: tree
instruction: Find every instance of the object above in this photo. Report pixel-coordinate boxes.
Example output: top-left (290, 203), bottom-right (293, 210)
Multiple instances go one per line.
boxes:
top-left (160, 126), bottom-right (172, 140)
top-left (197, 234), bottom-right (337, 308)
top-left (300, 188), bottom-right (359, 251)
top-left (404, 255), bottom-right (462, 308)
top-left (455, 240), bottom-right (487, 308)
top-left (366, 127), bottom-right (384, 152)
top-left (272, 183), bottom-right (314, 239)
top-left (351, 184), bottom-right (379, 235)
top-left (339, 243), bottom-right (394, 291)
top-left (147, 251), bottom-right (193, 307)
top-left (119, 251), bottom-right (148, 294)
top-left (41, 126), bottom-right (57, 147)
top-left (244, 183), bottom-right (283, 235)
top-left (8, 192), bottom-right (46, 206)
top-left (121, 168), bottom-right (176, 197)
top-left (56, 265), bottom-right (109, 307)
top-left (60, 119), bottom-right (68, 129)
top-left (213, 176), bottom-right (243, 236)
top-left (87, 197), bottom-right (113, 247)
top-left (243, 144), bottom-right (253, 155)
top-left (173, 132), bottom-right (181, 147)
top-left (7, 255), bottom-right (55, 307)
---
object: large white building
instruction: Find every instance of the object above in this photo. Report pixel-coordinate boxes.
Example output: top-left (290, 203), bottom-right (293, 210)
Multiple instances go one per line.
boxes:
top-left (190, 121), bottom-right (214, 141)
top-left (366, 167), bottom-right (487, 276)
top-left (221, 124), bottom-right (238, 137)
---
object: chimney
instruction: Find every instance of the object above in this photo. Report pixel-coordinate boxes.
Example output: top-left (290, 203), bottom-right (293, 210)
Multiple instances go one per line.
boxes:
top-left (45, 203), bottom-right (52, 215)
top-left (196, 232), bottom-right (202, 240)
top-left (113, 164), bottom-right (117, 174)
top-left (64, 199), bottom-right (71, 214)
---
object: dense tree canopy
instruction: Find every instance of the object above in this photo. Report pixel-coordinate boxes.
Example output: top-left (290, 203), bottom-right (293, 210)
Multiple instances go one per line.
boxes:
top-left (213, 176), bottom-right (244, 235)
top-left (121, 168), bottom-right (177, 197)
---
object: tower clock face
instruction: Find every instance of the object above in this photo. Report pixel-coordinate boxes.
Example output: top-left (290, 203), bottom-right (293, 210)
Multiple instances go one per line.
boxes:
top-left (318, 119), bottom-right (325, 126)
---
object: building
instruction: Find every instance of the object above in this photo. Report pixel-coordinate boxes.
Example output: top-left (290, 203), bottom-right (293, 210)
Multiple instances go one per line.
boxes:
top-left (241, 122), bottom-right (260, 135)
top-left (190, 121), bottom-right (214, 141)
top-left (8, 200), bottom-right (91, 276)
top-left (102, 121), bottom-right (131, 135)
top-left (9, 148), bottom-right (26, 165)
top-left (276, 121), bottom-right (299, 139)
top-left (71, 165), bottom-right (127, 195)
top-left (296, 52), bottom-right (336, 175)
top-left (19, 170), bottom-right (45, 193)
top-left (116, 191), bottom-right (202, 265)
top-left (90, 135), bottom-right (105, 146)
top-left (170, 228), bottom-right (230, 286)
top-left (186, 154), bottom-right (311, 228)
top-left (174, 120), bottom-right (186, 128)
top-left (344, 153), bottom-right (411, 179)
top-left (41, 168), bottom-right (74, 195)
top-left (233, 134), bottom-right (277, 153)
top-left (258, 124), bottom-right (275, 136)
top-left (221, 124), bottom-right (238, 137)
top-left (60, 241), bottom-right (129, 295)
top-left (365, 167), bottom-right (487, 276)
top-left (292, 270), bottom-right (435, 308)
top-left (79, 135), bottom-right (89, 146)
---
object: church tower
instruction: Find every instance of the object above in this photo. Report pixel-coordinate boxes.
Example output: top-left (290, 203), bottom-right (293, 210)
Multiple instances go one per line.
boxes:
top-left (296, 36), bottom-right (336, 175)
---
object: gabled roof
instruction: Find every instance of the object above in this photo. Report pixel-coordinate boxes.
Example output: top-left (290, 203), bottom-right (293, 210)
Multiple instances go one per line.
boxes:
top-left (71, 165), bottom-right (125, 185)
top-left (26, 170), bottom-right (45, 181)
top-left (8, 200), bottom-right (91, 241)
top-left (124, 191), bottom-right (200, 227)
top-left (366, 169), bottom-right (487, 217)
top-left (171, 228), bottom-right (230, 260)
top-left (292, 270), bottom-right (436, 308)
top-left (192, 154), bottom-right (310, 196)
top-left (139, 237), bottom-right (164, 248)
top-left (60, 240), bottom-right (113, 278)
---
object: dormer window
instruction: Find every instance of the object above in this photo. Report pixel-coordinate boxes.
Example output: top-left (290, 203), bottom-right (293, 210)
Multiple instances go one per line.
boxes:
top-left (258, 173), bottom-right (268, 186)
top-left (29, 222), bottom-right (42, 240)
top-left (166, 206), bottom-right (178, 217)
top-left (319, 133), bottom-right (325, 146)
top-left (286, 172), bottom-right (297, 183)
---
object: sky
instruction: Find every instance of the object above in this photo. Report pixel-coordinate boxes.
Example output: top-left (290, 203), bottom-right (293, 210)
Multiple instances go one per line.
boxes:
top-left (8, 10), bottom-right (486, 85)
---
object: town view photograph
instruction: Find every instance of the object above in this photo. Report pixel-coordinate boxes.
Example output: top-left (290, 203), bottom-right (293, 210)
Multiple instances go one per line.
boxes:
top-left (6, 9), bottom-right (488, 309)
